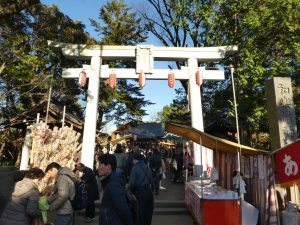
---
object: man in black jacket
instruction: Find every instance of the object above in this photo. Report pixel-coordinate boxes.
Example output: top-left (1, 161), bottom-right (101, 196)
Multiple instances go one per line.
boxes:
top-left (76, 163), bottom-right (99, 222)
top-left (148, 147), bottom-right (162, 195)
top-left (129, 153), bottom-right (153, 225)
top-left (98, 154), bottom-right (133, 225)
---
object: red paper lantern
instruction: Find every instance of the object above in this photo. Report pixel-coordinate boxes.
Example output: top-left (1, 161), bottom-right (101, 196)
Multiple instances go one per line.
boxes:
top-left (79, 70), bottom-right (87, 87)
top-left (107, 73), bottom-right (116, 89)
top-left (139, 72), bottom-right (146, 88)
top-left (195, 70), bottom-right (203, 86)
top-left (168, 72), bottom-right (175, 88)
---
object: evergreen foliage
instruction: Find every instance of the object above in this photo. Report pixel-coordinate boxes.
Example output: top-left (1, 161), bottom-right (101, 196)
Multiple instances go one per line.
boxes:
top-left (141, 0), bottom-right (300, 150)
top-left (0, 0), bottom-right (93, 165)
top-left (90, 0), bottom-right (153, 127)
top-left (158, 88), bottom-right (190, 126)
top-left (0, 0), bottom-right (93, 121)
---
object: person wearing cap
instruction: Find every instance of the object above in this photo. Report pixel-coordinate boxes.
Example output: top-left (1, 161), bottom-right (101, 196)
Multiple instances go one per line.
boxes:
top-left (128, 153), bottom-right (153, 225)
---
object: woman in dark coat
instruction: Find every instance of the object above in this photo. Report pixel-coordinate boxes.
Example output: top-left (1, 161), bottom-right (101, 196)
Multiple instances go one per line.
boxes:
top-left (0, 168), bottom-right (44, 225)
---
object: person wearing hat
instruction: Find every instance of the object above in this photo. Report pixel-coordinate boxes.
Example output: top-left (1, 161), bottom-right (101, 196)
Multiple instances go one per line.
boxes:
top-left (128, 153), bottom-right (153, 225)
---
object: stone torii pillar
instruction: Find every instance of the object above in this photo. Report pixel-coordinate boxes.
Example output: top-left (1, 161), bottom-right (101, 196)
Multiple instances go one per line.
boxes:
top-left (48, 41), bottom-right (237, 172)
top-left (81, 56), bottom-right (100, 167)
top-left (188, 58), bottom-right (205, 175)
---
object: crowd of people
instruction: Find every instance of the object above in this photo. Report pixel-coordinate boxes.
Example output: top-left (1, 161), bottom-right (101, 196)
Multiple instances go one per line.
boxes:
top-left (0, 143), bottom-right (194, 225)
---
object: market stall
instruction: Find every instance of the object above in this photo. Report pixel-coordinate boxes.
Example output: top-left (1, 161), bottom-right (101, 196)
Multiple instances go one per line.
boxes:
top-left (165, 122), bottom-right (277, 225)
top-left (185, 179), bottom-right (240, 225)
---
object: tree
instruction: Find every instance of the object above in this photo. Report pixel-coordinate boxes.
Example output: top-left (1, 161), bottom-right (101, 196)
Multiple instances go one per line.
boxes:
top-left (0, 1), bottom-right (94, 121)
top-left (158, 88), bottom-right (190, 126)
top-left (140, 0), bottom-right (218, 47)
top-left (139, 0), bottom-right (239, 140)
top-left (90, 0), bottom-right (153, 128)
top-left (0, 0), bottom-right (94, 165)
top-left (211, 0), bottom-right (300, 148)
top-left (139, 0), bottom-right (300, 149)
top-left (139, 0), bottom-right (220, 92)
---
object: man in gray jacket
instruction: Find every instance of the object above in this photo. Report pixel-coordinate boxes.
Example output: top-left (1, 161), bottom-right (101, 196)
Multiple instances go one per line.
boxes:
top-left (45, 162), bottom-right (75, 225)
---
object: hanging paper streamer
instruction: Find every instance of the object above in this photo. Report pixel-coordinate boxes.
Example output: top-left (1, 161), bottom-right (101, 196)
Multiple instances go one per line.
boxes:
top-left (79, 70), bottom-right (87, 87)
top-left (107, 73), bottom-right (117, 89)
top-left (139, 72), bottom-right (146, 88)
top-left (168, 72), bottom-right (175, 88)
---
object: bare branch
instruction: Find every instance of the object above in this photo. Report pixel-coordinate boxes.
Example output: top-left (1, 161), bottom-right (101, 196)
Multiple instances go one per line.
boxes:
top-left (0, 63), bottom-right (5, 75)
top-left (0, 74), bottom-right (51, 102)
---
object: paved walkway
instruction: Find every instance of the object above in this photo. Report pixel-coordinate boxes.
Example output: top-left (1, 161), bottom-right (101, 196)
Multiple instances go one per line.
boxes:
top-left (151, 177), bottom-right (195, 225)
top-left (73, 175), bottom-right (195, 225)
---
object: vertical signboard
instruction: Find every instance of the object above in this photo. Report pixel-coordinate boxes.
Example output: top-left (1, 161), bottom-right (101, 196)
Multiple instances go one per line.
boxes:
top-left (265, 77), bottom-right (297, 150)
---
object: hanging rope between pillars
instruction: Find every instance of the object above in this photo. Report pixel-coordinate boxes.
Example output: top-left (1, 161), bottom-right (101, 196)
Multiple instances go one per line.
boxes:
top-left (230, 65), bottom-right (242, 191)
top-left (200, 134), bottom-right (203, 198)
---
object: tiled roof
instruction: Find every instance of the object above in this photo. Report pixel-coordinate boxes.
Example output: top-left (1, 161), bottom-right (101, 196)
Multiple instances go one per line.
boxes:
top-left (120, 122), bottom-right (164, 139)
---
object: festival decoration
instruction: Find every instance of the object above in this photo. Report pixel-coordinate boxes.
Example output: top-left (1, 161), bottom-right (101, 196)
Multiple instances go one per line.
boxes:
top-left (196, 70), bottom-right (203, 86)
top-left (168, 72), bottom-right (175, 88)
top-left (139, 72), bottom-right (146, 88)
top-left (79, 70), bottom-right (87, 87)
top-left (30, 121), bottom-right (81, 193)
top-left (107, 73), bottom-right (117, 89)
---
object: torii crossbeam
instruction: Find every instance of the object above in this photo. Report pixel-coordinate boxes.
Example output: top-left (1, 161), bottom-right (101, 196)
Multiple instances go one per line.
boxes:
top-left (48, 41), bottom-right (237, 173)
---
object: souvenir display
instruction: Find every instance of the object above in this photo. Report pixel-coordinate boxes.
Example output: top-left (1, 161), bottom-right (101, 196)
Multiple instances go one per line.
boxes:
top-left (30, 121), bottom-right (81, 192)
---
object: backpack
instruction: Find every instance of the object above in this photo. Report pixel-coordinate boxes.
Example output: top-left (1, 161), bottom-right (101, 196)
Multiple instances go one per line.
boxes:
top-left (65, 174), bottom-right (88, 210)
top-left (125, 189), bottom-right (139, 225)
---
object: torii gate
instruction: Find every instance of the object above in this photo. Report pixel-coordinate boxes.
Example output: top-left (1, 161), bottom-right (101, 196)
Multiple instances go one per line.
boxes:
top-left (48, 41), bottom-right (237, 174)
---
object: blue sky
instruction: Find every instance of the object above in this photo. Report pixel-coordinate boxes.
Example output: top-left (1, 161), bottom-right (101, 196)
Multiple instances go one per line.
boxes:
top-left (41, 0), bottom-right (181, 123)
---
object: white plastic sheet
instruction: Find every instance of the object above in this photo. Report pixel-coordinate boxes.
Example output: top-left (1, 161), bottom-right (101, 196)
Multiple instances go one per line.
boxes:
top-left (242, 200), bottom-right (259, 225)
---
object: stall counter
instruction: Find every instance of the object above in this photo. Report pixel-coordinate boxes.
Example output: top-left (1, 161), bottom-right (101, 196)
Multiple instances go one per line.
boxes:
top-left (185, 180), bottom-right (241, 225)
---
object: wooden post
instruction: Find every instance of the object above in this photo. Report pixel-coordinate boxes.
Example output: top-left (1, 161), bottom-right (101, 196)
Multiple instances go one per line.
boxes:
top-left (62, 106), bottom-right (66, 128)
top-left (20, 126), bottom-right (32, 170)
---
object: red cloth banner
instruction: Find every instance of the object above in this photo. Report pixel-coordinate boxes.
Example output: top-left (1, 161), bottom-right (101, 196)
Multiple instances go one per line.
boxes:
top-left (274, 139), bottom-right (300, 186)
